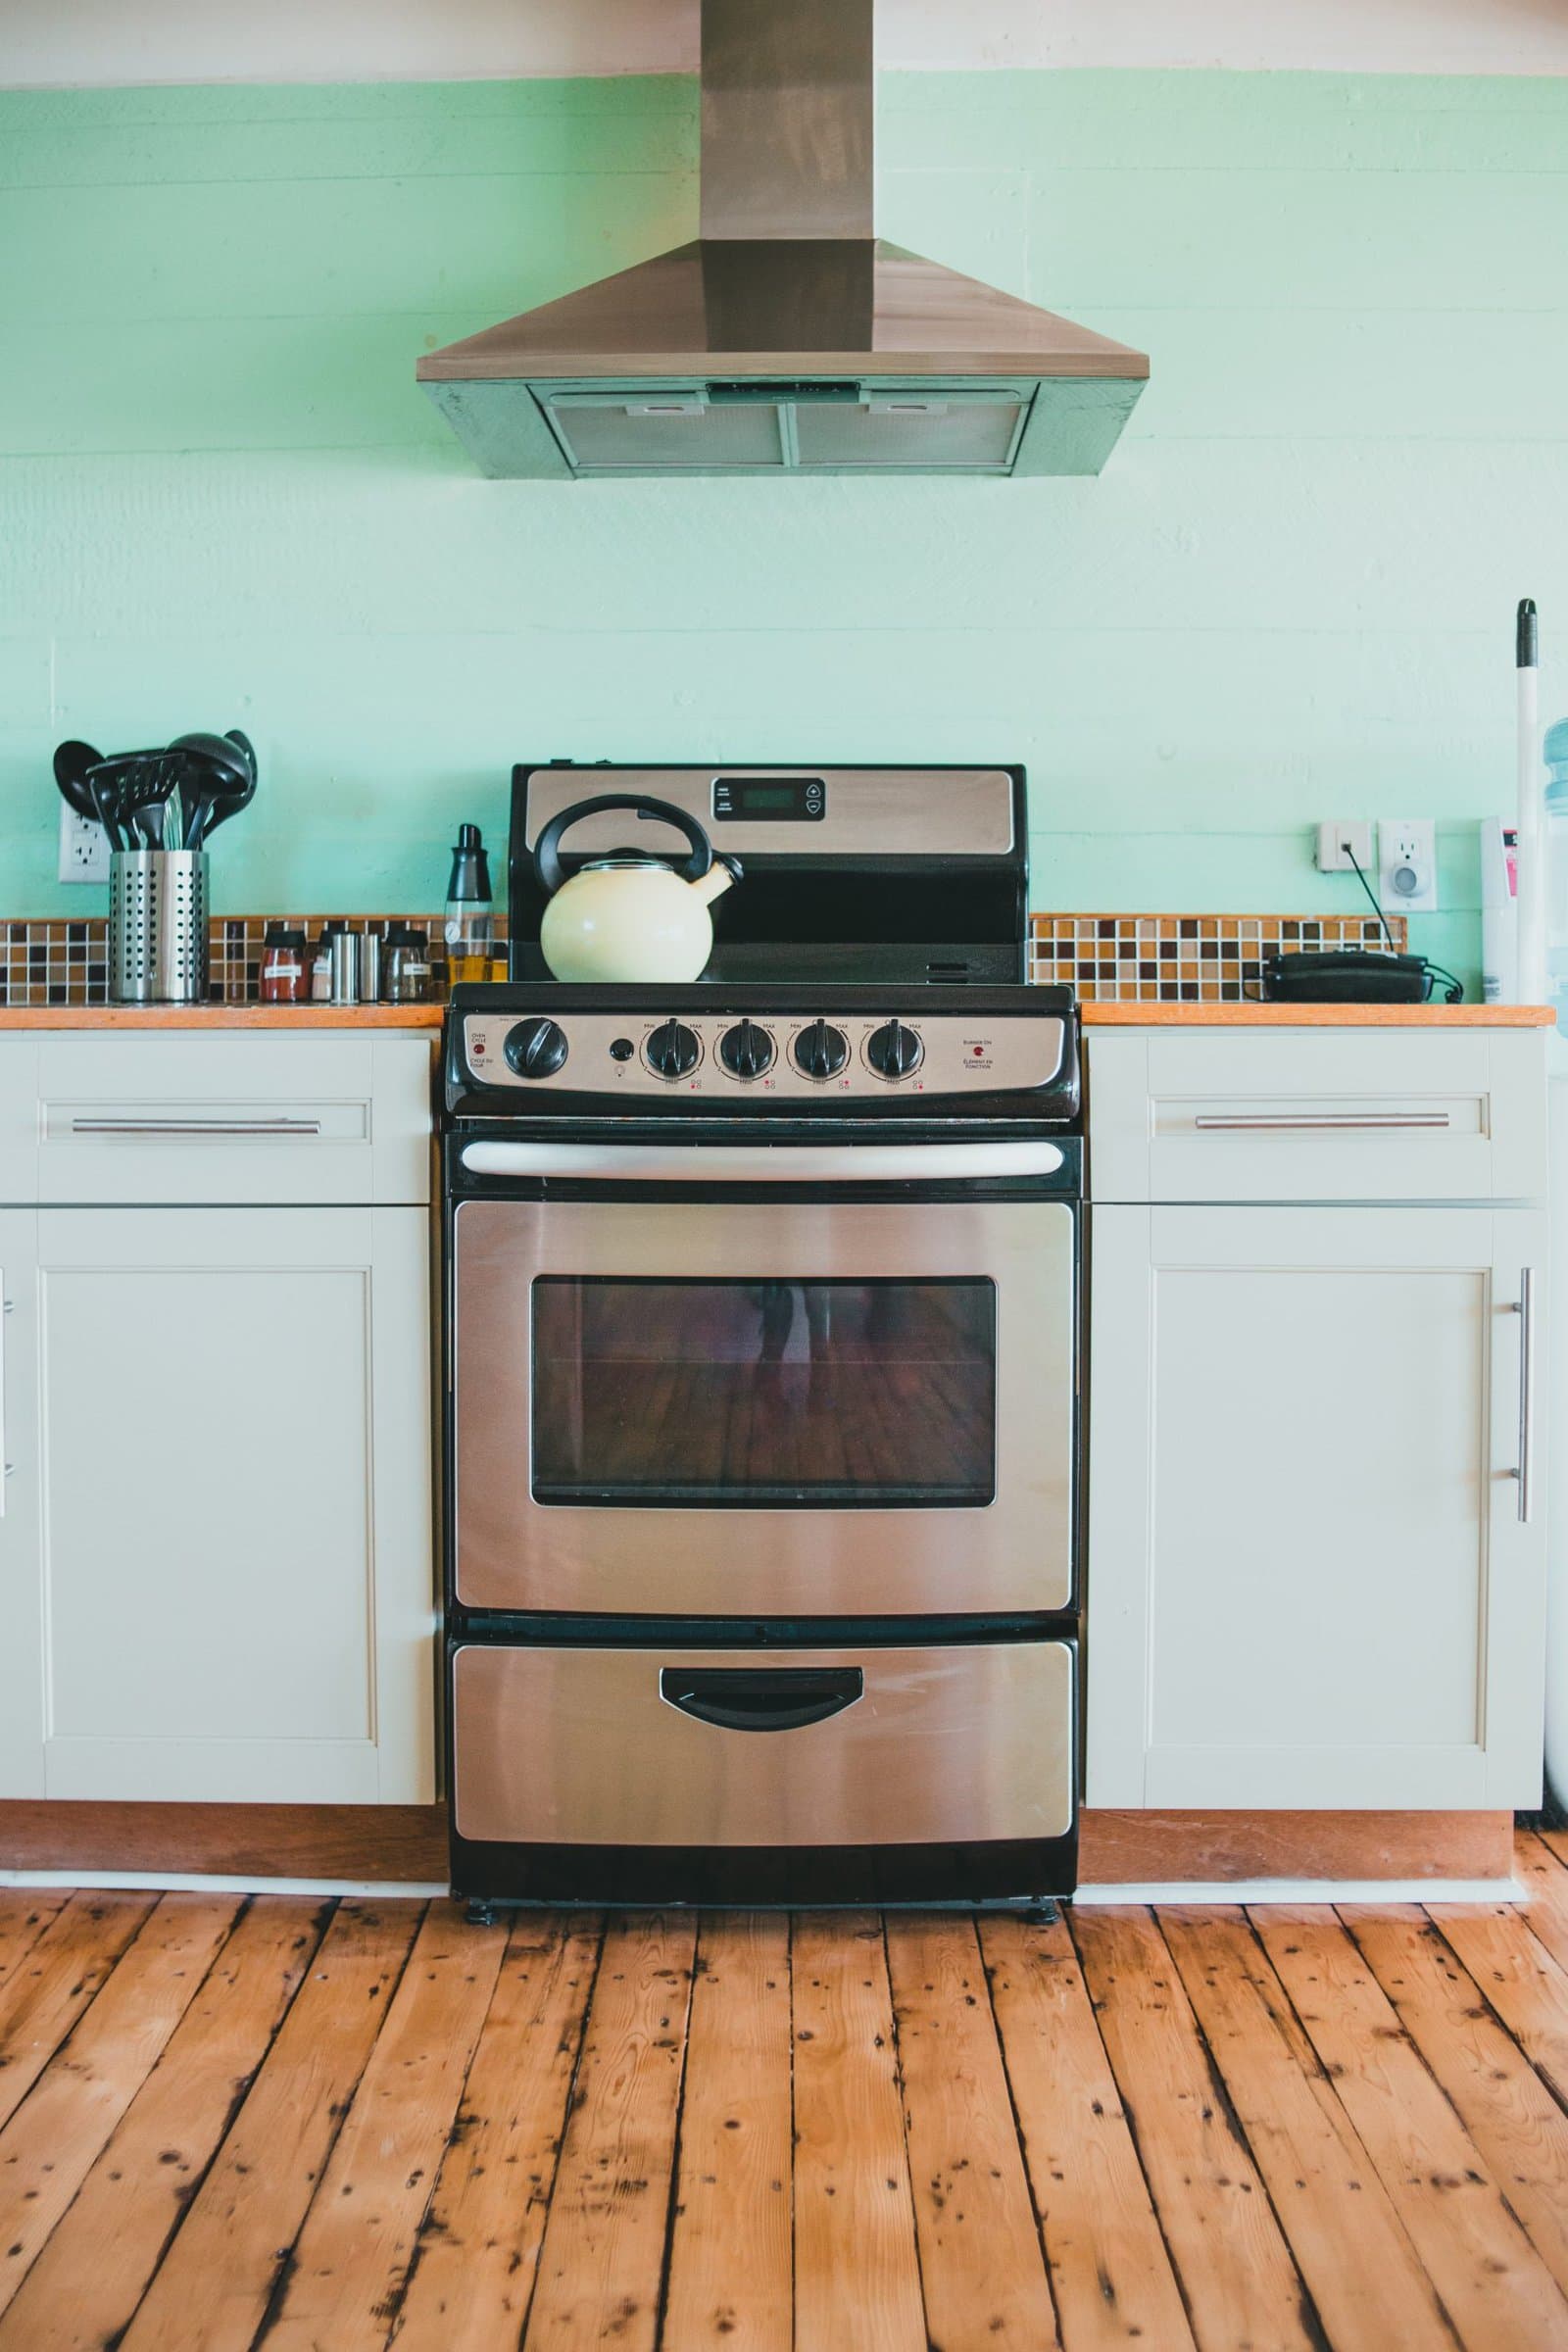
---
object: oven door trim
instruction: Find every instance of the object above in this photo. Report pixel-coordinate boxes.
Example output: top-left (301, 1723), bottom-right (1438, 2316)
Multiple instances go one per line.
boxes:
top-left (450, 1186), bottom-right (1077, 1619)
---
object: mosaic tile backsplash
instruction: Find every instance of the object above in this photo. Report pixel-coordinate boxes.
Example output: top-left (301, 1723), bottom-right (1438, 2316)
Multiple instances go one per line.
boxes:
top-left (0, 909), bottom-right (1406, 1007)
top-left (0, 912), bottom-right (488, 1006)
top-left (1028, 911), bottom-right (1408, 1001)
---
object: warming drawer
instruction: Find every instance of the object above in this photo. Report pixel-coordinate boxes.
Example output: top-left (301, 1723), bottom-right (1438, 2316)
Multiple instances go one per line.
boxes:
top-left (452, 1638), bottom-right (1075, 1848)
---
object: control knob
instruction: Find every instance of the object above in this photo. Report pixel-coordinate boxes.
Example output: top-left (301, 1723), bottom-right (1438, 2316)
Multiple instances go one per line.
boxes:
top-left (503, 1016), bottom-right (568, 1079)
top-left (793, 1019), bottom-right (850, 1080)
top-left (718, 1019), bottom-right (774, 1080)
top-left (646, 1019), bottom-right (702, 1080)
top-left (866, 1018), bottom-right (923, 1080)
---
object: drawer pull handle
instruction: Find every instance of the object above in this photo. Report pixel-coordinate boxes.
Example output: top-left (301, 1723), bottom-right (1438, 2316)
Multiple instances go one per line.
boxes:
top-left (69, 1116), bottom-right (323, 1137)
top-left (1510, 1269), bottom-right (1537, 1525)
top-left (1191, 1112), bottom-right (1450, 1133)
top-left (660, 1666), bottom-right (863, 1734)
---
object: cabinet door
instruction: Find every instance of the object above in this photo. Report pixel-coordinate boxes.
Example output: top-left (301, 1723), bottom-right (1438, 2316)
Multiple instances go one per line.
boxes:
top-left (0, 1211), bottom-right (42, 1796)
top-left (1087, 1204), bottom-right (1547, 1810)
top-left (34, 1206), bottom-right (434, 1803)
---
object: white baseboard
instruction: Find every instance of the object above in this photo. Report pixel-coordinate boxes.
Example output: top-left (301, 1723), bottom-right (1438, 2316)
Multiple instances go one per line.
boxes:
top-left (0, 1867), bottom-right (450, 1899)
top-left (1076, 1876), bottom-right (1523, 1906)
top-left (0, 1867), bottom-right (1528, 1907)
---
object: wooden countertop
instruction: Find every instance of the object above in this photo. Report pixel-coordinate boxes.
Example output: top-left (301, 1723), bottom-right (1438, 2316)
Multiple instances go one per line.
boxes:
top-left (1080, 1003), bottom-right (1556, 1027)
top-left (0, 1002), bottom-right (1552, 1031)
top-left (0, 1005), bottom-right (444, 1029)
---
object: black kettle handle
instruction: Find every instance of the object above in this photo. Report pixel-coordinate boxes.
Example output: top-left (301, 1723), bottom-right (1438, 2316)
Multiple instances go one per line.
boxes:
top-left (534, 794), bottom-right (713, 895)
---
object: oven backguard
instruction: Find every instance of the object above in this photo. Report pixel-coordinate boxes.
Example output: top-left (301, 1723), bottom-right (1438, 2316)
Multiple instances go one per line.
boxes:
top-left (451, 1192), bottom-right (1076, 1617)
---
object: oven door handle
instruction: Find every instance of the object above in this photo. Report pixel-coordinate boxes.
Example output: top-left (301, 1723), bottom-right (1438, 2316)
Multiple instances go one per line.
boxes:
top-left (660, 1666), bottom-right (864, 1733)
top-left (461, 1140), bottom-right (1064, 1182)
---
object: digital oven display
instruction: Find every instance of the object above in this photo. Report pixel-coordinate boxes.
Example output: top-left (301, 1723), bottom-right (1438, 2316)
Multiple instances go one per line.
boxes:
top-left (711, 775), bottom-right (826, 822)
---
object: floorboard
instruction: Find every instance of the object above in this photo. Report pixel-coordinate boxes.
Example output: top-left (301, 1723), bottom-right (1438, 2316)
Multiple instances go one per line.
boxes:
top-left (980, 1911), bottom-right (1195, 2351)
top-left (662, 1913), bottom-right (793, 2352)
top-left (1160, 1906), bottom-right (1458, 2350)
top-left (1073, 1906), bottom-right (1319, 2349)
top-left (392, 1911), bottom-right (602, 2351)
top-left (792, 1911), bottom-right (926, 2352)
top-left (118, 1898), bottom-right (423, 2352)
top-left (0, 1893), bottom-right (67, 1994)
top-left (0, 1891), bottom-right (155, 2132)
top-left (263, 1900), bottom-right (509, 2352)
top-left (521, 1909), bottom-right (696, 2352)
top-left (885, 1914), bottom-right (1060, 2351)
top-left (0, 1896), bottom-right (324, 2352)
top-left (2, 1885), bottom-right (1567, 2351)
top-left (1512, 1831), bottom-right (1568, 1979)
top-left (1429, 1898), bottom-right (1568, 2108)
top-left (0, 1895), bottom-right (239, 2323)
top-left (1344, 1904), bottom-right (1568, 2303)
top-left (1253, 1906), bottom-right (1568, 2352)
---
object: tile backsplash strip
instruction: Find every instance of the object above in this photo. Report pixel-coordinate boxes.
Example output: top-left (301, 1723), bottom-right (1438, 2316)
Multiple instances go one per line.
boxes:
top-left (0, 913), bottom-right (486, 1006)
top-left (1028, 912), bottom-right (1408, 1001)
top-left (2, 909), bottom-right (1406, 1008)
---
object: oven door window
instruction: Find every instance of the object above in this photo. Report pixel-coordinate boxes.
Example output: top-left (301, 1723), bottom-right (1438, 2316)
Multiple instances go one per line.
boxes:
top-left (530, 1277), bottom-right (997, 1508)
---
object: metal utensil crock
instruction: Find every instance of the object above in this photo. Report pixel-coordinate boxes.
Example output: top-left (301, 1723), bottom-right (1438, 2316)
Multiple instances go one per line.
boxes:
top-left (109, 849), bottom-right (209, 1004)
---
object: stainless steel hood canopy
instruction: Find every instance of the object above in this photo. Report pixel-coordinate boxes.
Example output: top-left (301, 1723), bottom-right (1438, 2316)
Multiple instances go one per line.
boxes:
top-left (416, 0), bottom-right (1149, 480)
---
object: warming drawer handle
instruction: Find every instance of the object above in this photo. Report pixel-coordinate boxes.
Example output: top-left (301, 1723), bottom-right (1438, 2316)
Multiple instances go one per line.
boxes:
top-left (69, 1116), bottom-right (323, 1137)
top-left (660, 1666), bottom-right (863, 1734)
top-left (1191, 1112), bottom-right (1450, 1132)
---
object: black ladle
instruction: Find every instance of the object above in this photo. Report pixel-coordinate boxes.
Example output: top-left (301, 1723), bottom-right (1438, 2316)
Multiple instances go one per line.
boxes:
top-left (53, 740), bottom-right (106, 823)
top-left (170, 730), bottom-right (254, 793)
top-left (195, 768), bottom-right (257, 847)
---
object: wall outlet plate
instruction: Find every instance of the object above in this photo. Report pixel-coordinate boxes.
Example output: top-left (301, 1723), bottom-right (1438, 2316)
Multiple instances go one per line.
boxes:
top-left (59, 803), bottom-right (111, 883)
top-left (1379, 816), bottom-right (1438, 913)
top-left (1315, 820), bottom-right (1373, 873)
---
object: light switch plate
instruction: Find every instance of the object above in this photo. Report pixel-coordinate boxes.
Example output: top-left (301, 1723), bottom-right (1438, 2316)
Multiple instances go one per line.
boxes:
top-left (1379, 816), bottom-right (1438, 914)
top-left (59, 804), bottom-right (111, 883)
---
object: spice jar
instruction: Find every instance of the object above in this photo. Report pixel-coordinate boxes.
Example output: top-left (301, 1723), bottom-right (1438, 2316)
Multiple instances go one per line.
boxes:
top-left (381, 923), bottom-right (432, 1004)
top-left (259, 922), bottom-right (310, 1004)
top-left (311, 920), bottom-right (350, 1003)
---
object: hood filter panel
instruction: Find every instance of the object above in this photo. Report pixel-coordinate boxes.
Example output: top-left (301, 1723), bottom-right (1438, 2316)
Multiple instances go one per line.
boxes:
top-left (542, 384), bottom-right (1030, 475)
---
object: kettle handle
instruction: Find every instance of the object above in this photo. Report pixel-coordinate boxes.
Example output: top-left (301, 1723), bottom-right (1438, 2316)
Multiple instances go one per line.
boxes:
top-left (534, 794), bottom-right (714, 895)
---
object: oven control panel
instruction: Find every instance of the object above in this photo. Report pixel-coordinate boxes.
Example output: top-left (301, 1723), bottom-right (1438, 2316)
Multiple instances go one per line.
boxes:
top-left (462, 1010), bottom-right (1066, 1100)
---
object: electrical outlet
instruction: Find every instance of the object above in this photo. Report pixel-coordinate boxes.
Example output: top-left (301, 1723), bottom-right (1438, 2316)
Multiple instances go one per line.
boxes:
top-left (58, 804), bottom-right (111, 884)
top-left (1379, 816), bottom-right (1438, 914)
top-left (1315, 820), bottom-right (1373, 874)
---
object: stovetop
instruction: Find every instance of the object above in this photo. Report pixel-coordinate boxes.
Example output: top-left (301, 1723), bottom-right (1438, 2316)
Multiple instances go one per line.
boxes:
top-left (444, 983), bottom-right (1079, 1128)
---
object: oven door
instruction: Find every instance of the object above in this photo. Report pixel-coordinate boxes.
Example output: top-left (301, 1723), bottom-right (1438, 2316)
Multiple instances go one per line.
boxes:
top-left (452, 1182), bottom-right (1075, 1617)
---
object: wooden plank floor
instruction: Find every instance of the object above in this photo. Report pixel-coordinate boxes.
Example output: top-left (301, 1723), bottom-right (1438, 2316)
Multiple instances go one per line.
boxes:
top-left (4, 1837), bottom-right (1568, 2350)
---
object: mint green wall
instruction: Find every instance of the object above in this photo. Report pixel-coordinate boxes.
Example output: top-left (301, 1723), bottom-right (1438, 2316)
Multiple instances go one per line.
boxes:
top-left (4, 68), bottom-right (1567, 984)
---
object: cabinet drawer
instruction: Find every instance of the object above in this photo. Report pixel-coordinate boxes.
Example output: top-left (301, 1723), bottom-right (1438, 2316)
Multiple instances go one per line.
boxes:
top-left (25, 1033), bottom-right (432, 1204)
top-left (1088, 1027), bottom-right (1547, 1202)
top-left (453, 1639), bottom-right (1074, 1848)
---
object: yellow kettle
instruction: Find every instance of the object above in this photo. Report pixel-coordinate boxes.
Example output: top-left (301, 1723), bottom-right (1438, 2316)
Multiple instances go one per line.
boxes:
top-left (534, 794), bottom-right (742, 984)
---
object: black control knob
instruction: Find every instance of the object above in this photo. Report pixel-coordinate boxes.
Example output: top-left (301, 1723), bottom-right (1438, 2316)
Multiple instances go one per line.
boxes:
top-left (793, 1020), bottom-right (850, 1081)
top-left (646, 1019), bottom-right (701, 1080)
top-left (718, 1019), bottom-right (774, 1080)
top-left (503, 1016), bottom-right (568, 1079)
top-left (866, 1018), bottom-right (923, 1080)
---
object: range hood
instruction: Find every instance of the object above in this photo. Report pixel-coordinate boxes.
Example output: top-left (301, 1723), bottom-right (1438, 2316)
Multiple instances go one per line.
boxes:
top-left (416, 0), bottom-right (1149, 480)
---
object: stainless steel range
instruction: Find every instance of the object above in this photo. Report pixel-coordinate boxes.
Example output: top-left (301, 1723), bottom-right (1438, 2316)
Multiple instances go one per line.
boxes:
top-left (442, 765), bottom-right (1081, 1909)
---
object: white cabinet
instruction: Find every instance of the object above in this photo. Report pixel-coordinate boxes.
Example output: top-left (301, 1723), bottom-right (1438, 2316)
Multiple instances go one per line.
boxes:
top-left (1087, 1201), bottom-right (1547, 1811)
top-left (0, 1033), bottom-right (436, 1807)
top-left (0, 1212), bottom-right (42, 1796)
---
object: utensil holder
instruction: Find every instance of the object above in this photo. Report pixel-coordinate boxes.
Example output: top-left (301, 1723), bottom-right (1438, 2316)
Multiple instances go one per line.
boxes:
top-left (109, 850), bottom-right (209, 1004)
